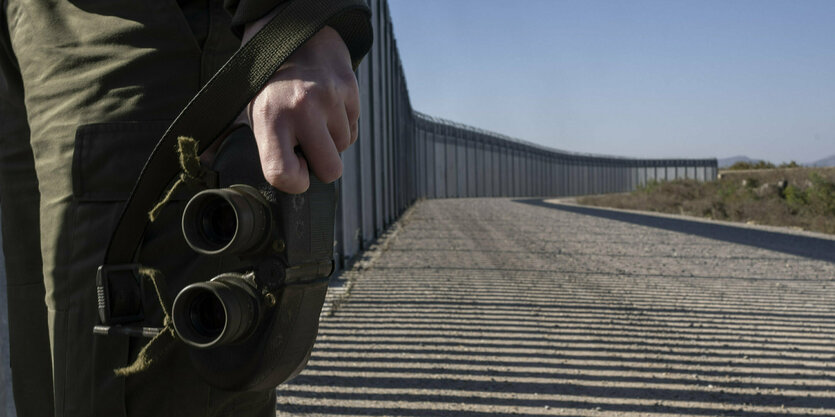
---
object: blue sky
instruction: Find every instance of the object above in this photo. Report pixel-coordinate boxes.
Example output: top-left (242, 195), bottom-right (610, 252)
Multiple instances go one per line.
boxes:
top-left (388, 0), bottom-right (835, 163)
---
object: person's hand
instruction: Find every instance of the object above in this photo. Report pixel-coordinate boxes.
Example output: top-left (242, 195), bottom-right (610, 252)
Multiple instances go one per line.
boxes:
top-left (243, 18), bottom-right (359, 194)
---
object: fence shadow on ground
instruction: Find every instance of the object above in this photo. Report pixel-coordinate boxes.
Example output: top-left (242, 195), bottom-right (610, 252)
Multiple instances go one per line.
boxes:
top-left (517, 199), bottom-right (835, 264)
top-left (275, 199), bottom-right (835, 417)
top-left (278, 286), bottom-right (835, 416)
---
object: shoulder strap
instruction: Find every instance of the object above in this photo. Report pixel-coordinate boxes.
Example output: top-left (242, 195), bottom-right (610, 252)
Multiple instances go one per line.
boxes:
top-left (104, 0), bottom-right (368, 264)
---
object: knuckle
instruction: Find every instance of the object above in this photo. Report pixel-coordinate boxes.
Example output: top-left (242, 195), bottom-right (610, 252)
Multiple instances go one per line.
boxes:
top-left (338, 70), bottom-right (359, 93)
top-left (263, 167), bottom-right (307, 194)
top-left (344, 87), bottom-right (360, 120)
top-left (251, 95), bottom-right (275, 121)
top-left (334, 136), bottom-right (350, 153)
top-left (288, 85), bottom-right (314, 111)
top-left (316, 161), bottom-right (343, 184)
top-left (291, 79), bottom-right (339, 111)
top-left (349, 122), bottom-right (359, 144)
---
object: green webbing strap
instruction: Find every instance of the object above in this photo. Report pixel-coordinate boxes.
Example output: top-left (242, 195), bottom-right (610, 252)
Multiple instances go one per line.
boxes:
top-left (103, 0), bottom-right (368, 265)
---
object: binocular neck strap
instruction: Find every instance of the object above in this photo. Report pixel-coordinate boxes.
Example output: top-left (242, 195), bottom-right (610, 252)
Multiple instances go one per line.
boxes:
top-left (103, 0), bottom-right (368, 266)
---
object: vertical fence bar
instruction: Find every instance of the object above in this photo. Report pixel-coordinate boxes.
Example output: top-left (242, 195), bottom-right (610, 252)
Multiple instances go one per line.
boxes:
top-left (448, 126), bottom-right (454, 198)
top-left (434, 124), bottom-right (443, 198)
top-left (357, 43), bottom-right (374, 248)
top-left (515, 149), bottom-right (523, 197)
top-left (493, 142), bottom-right (500, 197)
top-left (1, 209), bottom-right (16, 417)
top-left (460, 131), bottom-right (467, 197)
top-left (428, 123), bottom-right (437, 198)
top-left (382, 9), bottom-right (392, 225)
top-left (468, 134), bottom-right (477, 197)
top-left (479, 139), bottom-right (485, 197)
top-left (372, 0), bottom-right (384, 235)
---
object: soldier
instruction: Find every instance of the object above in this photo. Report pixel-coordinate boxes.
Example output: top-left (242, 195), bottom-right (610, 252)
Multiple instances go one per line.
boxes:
top-left (0, 0), bottom-right (372, 416)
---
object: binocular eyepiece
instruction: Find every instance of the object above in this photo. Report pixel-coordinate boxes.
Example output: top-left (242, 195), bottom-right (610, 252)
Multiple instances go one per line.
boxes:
top-left (181, 185), bottom-right (272, 256)
top-left (172, 273), bottom-right (262, 348)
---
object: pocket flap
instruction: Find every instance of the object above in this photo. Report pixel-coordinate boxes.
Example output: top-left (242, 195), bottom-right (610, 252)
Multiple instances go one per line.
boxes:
top-left (72, 122), bottom-right (171, 202)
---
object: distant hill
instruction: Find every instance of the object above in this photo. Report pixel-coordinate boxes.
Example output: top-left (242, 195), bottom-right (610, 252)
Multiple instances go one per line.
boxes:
top-left (808, 154), bottom-right (835, 167)
top-left (718, 154), bottom-right (835, 168)
top-left (717, 155), bottom-right (758, 168)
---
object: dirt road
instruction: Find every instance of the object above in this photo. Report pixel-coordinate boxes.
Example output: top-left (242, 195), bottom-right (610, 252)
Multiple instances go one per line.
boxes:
top-left (277, 198), bottom-right (835, 417)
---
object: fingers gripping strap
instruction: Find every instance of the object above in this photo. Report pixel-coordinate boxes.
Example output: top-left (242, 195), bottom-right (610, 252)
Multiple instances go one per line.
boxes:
top-left (104, 0), bottom-right (368, 264)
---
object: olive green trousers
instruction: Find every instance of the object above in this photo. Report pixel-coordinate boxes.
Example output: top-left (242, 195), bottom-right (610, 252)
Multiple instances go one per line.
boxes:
top-left (0, 1), bottom-right (277, 415)
top-left (2, 0), bottom-right (371, 413)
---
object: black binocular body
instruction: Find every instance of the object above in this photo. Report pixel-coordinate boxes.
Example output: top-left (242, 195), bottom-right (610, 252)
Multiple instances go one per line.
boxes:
top-left (95, 131), bottom-right (336, 391)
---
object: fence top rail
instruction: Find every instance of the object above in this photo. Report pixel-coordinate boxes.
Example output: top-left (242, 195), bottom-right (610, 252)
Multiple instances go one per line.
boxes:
top-left (412, 111), bottom-right (717, 168)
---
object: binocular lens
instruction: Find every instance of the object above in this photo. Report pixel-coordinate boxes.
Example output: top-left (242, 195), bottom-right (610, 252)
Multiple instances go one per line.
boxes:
top-left (172, 276), bottom-right (260, 348)
top-left (200, 200), bottom-right (237, 248)
top-left (182, 186), bottom-right (271, 256)
top-left (189, 292), bottom-right (226, 339)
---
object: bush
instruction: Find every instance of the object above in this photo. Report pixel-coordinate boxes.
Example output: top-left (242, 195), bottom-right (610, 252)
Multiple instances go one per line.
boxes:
top-left (578, 167), bottom-right (835, 235)
top-left (805, 173), bottom-right (835, 216)
top-left (782, 184), bottom-right (806, 213)
top-left (728, 160), bottom-right (776, 171)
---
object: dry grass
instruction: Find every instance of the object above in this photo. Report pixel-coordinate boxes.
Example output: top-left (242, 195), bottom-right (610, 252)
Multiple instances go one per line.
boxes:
top-left (578, 167), bottom-right (835, 235)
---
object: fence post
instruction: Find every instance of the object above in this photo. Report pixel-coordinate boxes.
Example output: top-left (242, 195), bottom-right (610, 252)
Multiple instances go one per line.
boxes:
top-left (1, 208), bottom-right (16, 417)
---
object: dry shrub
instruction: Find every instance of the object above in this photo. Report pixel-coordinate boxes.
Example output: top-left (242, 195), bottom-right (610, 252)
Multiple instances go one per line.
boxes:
top-left (577, 168), bottom-right (835, 235)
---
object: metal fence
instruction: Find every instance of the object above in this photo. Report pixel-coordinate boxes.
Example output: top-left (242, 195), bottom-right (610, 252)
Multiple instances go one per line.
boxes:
top-left (335, 0), bottom-right (718, 268)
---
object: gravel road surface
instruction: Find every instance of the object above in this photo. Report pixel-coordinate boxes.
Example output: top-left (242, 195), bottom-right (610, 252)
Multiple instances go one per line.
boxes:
top-left (277, 198), bottom-right (835, 417)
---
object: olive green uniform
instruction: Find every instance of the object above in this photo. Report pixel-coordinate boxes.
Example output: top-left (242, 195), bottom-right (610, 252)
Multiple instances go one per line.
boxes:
top-left (0, 1), bottom-right (371, 416)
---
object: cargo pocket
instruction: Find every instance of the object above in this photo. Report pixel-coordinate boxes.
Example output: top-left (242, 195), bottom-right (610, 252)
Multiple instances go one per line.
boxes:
top-left (67, 121), bottom-right (173, 416)
top-left (69, 121), bottom-right (248, 417)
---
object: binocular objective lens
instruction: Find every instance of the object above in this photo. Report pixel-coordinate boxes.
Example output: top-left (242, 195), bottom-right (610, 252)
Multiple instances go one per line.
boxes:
top-left (189, 292), bottom-right (226, 339)
top-left (200, 200), bottom-right (237, 247)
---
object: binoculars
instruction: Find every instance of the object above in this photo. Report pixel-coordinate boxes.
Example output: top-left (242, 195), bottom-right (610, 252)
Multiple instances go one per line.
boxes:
top-left (174, 185), bottom-right (281, 349)
top-left (96, 132), bottom-right (336, 390)
top-left (173, 182), bottom-right (334, 350)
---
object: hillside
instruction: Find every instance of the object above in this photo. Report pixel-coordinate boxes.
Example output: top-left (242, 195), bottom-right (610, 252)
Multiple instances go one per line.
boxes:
top-left (717, 155), bottom-right (757, 168)
top-left (810, 154), bottom-right (835, 167)
top-left (717, 154), bottom-right (835, 168)
top-left (578, 167), bottom-right (835, 235)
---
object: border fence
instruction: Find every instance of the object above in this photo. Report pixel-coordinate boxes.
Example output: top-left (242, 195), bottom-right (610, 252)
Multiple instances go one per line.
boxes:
top-left (335, 0), bottom-right (718, 269)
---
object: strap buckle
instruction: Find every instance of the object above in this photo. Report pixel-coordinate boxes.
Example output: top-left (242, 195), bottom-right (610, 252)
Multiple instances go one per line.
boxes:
top-left (96, 264), bottom-right (145, 325)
